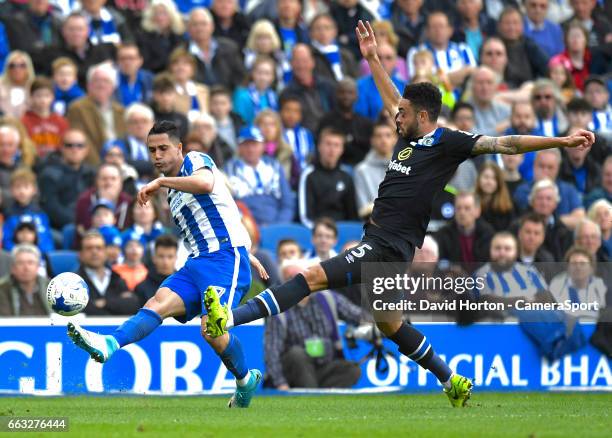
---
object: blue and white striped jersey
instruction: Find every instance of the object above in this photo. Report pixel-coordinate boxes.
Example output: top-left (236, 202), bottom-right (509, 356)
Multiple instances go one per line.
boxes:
top-left (166, 151), bottom-right (251, 257)
top-left (473, 262), bottom-right (547, 299)
top-left (407, 41), bottom-right (477, 78)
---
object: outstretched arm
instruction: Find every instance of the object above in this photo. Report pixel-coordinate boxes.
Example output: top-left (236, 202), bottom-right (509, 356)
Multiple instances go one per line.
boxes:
top-left (356, 20), bottom-right (401, 116)
top-left (137, 168), bottom-right (214, 205)
top-left (472, 129), bottom-right (595, 155)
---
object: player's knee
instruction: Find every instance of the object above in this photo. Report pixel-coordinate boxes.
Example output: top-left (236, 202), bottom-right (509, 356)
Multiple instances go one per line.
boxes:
top-left (144, 288), bottom-right (177, 318)
top-left (302, 264), bottom-right (328, 291)
top-left (376, 320), bottom-right (403, 337)
top-left (144, 294), bottom-right (165, 315)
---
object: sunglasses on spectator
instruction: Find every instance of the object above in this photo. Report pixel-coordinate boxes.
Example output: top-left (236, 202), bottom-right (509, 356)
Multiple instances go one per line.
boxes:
top-left (534, 94), bottom-right (553, 101)
top-left (64, 142), bottom-right (86, 148)
top-left (8, 63), bottom-right (27, 69)
top-left (483, 50), bottom-right (504, 56)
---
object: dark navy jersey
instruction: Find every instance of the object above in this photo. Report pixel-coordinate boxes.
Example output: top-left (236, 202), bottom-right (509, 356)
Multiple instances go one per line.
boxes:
top-left (368, 127), bottom-right (481, 258)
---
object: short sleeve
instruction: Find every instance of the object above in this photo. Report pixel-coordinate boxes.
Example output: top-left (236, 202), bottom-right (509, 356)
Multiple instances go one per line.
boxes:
top-left (444, 129), bottom-right (482, 161)
top-left (183, 152), bottom-right (215, 176)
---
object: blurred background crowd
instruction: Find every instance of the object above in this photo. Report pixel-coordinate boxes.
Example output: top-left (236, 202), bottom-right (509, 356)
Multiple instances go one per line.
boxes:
top-left (0, 0), bottom-right (612, 388)
top-left (0, 0), bottom-right (610, 387)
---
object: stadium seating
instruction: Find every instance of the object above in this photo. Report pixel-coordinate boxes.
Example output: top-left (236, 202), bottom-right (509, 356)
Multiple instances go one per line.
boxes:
top-left (62, 224), bottom-right (76, 250)
top-left (47, 250), bottom-right (79, 276)
top-left (335, 221), bottom-right (364, 251)
top-left (260, 223), bottom-right (312, 254)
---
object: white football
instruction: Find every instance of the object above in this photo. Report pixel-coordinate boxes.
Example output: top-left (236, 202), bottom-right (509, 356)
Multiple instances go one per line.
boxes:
top-left (47, 272), bottom-right (89, 316)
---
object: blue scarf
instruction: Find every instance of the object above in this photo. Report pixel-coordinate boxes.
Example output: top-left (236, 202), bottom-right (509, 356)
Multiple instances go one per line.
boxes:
top-left (283, 125), bottom-right (314, 170)
top-left (279, 28), bottom-right (297, 84)
top-left (53, 83), bottom-right (85, 115)
top-left (117, 71), bottom-right (144, 107)
top-left (537, 115), bottom-right (559, 137)
top-left (313, 41), bottom-right (343, 80)
top-left (590, 110), bottom-right (612, 132)
top-left (89, 8), bottom-right (120, 45)
top-left (247, 84), bottom-right (278, 114)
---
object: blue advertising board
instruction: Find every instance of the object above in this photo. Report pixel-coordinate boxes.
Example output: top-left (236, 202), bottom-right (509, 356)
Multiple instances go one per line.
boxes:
top-left (0, 319), bottom-right (609, 394)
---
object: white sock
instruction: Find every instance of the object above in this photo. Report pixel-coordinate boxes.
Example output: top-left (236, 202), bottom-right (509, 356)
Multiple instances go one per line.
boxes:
top-left (236, 371), bottom-right (250, 387)
top-left (442, 373), bottom-right (454, 390)
top-left (227, 310), bottom-right (235, 329)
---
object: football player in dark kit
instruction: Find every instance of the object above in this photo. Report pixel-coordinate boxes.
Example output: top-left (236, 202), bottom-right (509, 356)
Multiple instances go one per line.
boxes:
top-left (204, 21), bottom-right (595, 406)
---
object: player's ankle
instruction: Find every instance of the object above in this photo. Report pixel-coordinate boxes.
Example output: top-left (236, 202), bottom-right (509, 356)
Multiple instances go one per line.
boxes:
top-left (442, 373), bottom-right (454, 390)
top-left (236, 371), bottom-right (250, 387)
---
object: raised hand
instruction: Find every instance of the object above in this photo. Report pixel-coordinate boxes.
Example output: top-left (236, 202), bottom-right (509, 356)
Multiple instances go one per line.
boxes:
top-left (356, 20), bottom-right (377, 60)
top-left (566, 129), bottom-right (595, 151)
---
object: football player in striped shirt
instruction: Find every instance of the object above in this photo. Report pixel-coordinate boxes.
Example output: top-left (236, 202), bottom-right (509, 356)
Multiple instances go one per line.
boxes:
top-left (67, 121), bottom-right (267, 408)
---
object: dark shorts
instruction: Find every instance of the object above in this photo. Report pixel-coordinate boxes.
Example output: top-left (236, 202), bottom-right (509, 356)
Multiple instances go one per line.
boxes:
top-left (321, 234), bottom-right (414, 290)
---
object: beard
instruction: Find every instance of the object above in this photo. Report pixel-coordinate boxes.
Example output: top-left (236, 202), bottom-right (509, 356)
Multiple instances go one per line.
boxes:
top-left (491, 259), bottom-right (515, 273)
top-left (398, 120), bottom-right (419, 140)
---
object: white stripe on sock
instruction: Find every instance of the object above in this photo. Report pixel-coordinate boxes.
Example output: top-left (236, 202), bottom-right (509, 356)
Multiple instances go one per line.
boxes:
top-left (267, 291), bottom-right (281, 314)
top-left (409, 337), bottom-right (427, 358)
top-left (255, 295), bottom-right (271, 316)
top-left (414, 344), bottom-right (431, 362)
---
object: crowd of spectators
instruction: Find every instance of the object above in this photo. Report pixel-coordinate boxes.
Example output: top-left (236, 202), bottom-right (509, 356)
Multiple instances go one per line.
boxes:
top-left (0, 1), bottom-right (609, 373)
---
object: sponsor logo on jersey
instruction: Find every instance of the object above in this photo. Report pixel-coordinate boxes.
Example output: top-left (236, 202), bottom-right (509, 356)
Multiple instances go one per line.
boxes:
top-left (388, 160), bottom-right (412, 176)
top-left (397, 146), bottom-right (413, 161)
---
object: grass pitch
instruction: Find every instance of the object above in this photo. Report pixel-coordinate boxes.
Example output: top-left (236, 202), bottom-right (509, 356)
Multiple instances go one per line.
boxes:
top-left (1, 392), bottom-right (610, 437)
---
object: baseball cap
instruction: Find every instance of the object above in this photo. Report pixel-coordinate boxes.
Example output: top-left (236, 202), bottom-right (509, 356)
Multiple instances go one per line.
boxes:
top-left (91, 199), bottom-right (115, 214)
top-left (237, 125), bottom-right (264, 145)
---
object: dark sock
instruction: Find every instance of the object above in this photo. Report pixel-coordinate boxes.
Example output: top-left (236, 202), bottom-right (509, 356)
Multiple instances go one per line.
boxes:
top-left (232, 274), bottom-right (311, 326)
top-left (388, 322), bottom-right (452, 383)
top-left (112, 308), bottom-right (163, 347)
top-left (219, 333), bottom-right (248, 381)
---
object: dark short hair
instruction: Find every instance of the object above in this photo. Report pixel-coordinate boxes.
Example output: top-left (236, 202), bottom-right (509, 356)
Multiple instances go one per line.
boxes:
top-left (279, 93), bottom-right (302, 109)
top-left (277, 238), bottom-right (301, 255)
top-left (210, 85), bottom-right (231, 98)
top-left (80, 229), bottom-right (105, 250)
top-left (402, 82), bottom-right (442, 122)
top-left (451, 102), bottom-right (474, 120)
top-left (566, 97), bottom-right (592, 114)
top-left (148, 120), bottom-right (181, 144)
top-left (499, 6), bottom-right (522, 22)
top-left (318, 126), bottom-right (345, 145)
top-left (152, 73), bottom-right (176, 92)
top-left (519, 212), bottom-right (546, 230)
top-left (313, 217), bottom-right (338, 237)
top-left (118, 42), bottom-right (140, 55)
top-left (564, 245), bottom-right (595, 265)
top-left (309, 12), bottom-right (336, 31)
top-left (154, 234), bottom-right (178, 251)
top-left (30, 76), bottom-right (54, 95)
top-left (426, 10), bottom-right (450, 26)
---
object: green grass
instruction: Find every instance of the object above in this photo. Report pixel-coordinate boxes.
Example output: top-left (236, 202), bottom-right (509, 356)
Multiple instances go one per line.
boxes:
top-left (1, 392), bottom-right (610, 437)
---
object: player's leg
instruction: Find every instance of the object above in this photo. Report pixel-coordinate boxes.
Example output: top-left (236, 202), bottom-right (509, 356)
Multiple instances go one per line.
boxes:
top-left (68, 271), bottom-right (191, 363)
top-left (205, 240), bottom-right (379, 335)
top-left (196, 247), bottom-right (262, 407)
top-left (221, 263), bottom-right (327, 329)
top-left (378, 318), bottom-right (473, 406)
top-left (111, 287), bottom-right (185, 347)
